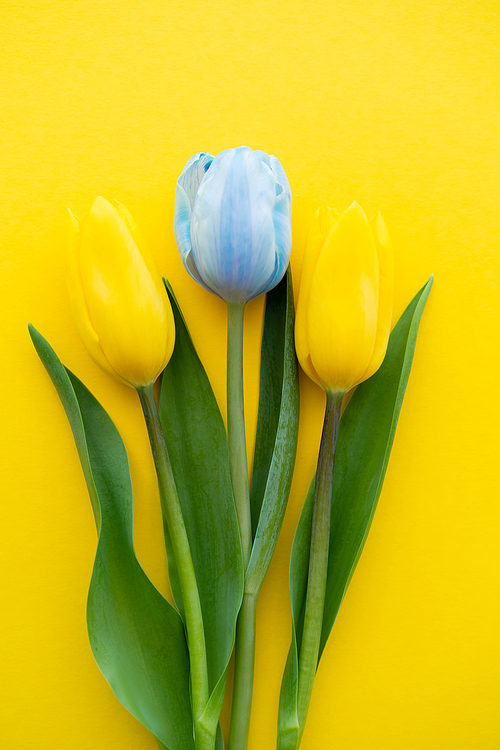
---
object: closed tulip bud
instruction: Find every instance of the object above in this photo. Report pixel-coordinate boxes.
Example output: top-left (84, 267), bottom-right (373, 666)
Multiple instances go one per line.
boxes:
top-left (66, 196), bottom-right (175, 387)
top-left (295, 201), bottom-right (394, 395)
top-left (174, 146), bottom-right (292, 304)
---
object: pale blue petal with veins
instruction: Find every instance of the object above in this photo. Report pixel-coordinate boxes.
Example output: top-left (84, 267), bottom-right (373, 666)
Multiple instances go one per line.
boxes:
top-left (174, 147), bottom-right (292, 304)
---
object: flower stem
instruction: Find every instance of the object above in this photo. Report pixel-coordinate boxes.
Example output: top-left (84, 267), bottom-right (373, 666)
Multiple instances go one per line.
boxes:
top-left (228, 592), bottom-right (257, 750)
top-left (226, 302), bottom-right (252, 567)
top-left (296, 392), bottom-right (344, 744)
top-left (226, 302), bottom-right (255, 750)
top-left (137, 384), bottom-right (211, 750)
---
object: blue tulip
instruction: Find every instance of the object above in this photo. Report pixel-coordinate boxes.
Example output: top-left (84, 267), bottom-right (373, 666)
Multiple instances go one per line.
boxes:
top-left (174, 147), bottom-right (292, 304)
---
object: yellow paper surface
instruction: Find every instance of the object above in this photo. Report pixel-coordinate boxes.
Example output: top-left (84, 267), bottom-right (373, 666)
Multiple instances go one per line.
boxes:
top-left (1, 1), bottom-right (499, 747)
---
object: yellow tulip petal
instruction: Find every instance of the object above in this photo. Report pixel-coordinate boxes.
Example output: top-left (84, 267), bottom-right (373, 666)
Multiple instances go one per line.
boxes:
top-left (361, 212), bottom-right (394, 382)
top-left (307, 202), bottom-right (379, 393)
top-left (113, 199), bottom-right (176, 373)
top-left (318, 204), bottom-right (340, 237)
top-left (295, 206), bottom-right (338, 387)
top-left (112, 200), bottom-right (169, 301)
top-left (79, 197), bottom-right (172, 387)
top-left (65, 209), bottom-right (128, 384)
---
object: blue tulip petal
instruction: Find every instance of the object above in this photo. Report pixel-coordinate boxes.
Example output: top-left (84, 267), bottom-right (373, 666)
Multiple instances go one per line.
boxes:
top-left (179, 152), bottom-right (214, 209)
top-left (184, 250), bottom-right (215, 296)
top-left (191, 148), bottom-right (279, 303)
top-left (269, 155), bottom-right (292, 201)
top-left (253, 152), bottom-right (291, 205)
top-left (263, 156), bottom-right (292, 293)
top-left (175, 147), bottom-right (292, 303)
top-left (253, 150), bottom-right (271, 169)
top-left (174, 183), bottom-right (195, 262)
top-left (246, 154), bottom-right (292, 299)
top-left (174, 152), bottom-right (214, 266)
top-left (267, 188), bottom-right (293, 284)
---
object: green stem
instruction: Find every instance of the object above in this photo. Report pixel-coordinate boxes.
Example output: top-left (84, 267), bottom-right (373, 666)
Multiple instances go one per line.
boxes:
top-left (296, 392), bottom-right (344, 744)
top-left (226, 301), bottom-right (255, 750)
top-left (226, 302), bottom-right (252, 567)
top-left (137, 384), bottom-right (211, 750)
top-left (228, 592), bottom-right (257, 750)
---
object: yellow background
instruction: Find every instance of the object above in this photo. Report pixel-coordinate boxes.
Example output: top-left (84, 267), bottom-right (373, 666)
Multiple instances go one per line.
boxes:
top-left (1, 1), bottom-right (499, 747)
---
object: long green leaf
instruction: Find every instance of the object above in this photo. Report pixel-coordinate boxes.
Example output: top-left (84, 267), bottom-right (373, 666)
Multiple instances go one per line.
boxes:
top-left (320, 275), bottom-right (433, 654)
top-left (278, 276), bottom-right (433, 747)
top-left (277, 481), bottom-right (315, 750)
top-left (246, 268), bottom-right (300, 596)
top-left (159, 283), bottom-right (244, 737)
top-left (29, 325), bottom-right (194, 750)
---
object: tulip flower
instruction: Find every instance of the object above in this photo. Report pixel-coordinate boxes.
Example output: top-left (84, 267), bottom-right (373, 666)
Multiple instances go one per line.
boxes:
top-left (68, 195), bottom-right (211, 746)
top-left (290, 200), bottom-right (394, 750)
top-left (175, 147), bottom-right (292, 750)
top-left (174, 146), bottom-right (292, 304)
top-left (66, 196), bottom-right (175, 387)
top-left (295, 201), bottom-right (394, 394)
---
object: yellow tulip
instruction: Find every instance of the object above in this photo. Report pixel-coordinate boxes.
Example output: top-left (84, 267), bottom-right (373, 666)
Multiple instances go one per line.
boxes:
top-left (295, 201), bottom-right (394, 395)
top-left (66, 196), bottom-right (175, 387)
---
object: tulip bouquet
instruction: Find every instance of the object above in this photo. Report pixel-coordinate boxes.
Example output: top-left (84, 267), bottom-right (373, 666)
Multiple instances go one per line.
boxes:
top-left (29, 146), bottom-right (432, 750)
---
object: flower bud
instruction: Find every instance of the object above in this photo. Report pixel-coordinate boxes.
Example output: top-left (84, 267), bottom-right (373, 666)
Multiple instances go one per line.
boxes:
top-left (295, 202), bottom-right (394, 394)
top-left (66, 196), bottom-right (175, 387)
top-left (174, 147), bottom-right (292, 304)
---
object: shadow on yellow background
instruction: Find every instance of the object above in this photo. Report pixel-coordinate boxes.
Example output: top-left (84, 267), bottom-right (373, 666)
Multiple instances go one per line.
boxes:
top-left (1, 1), bottom-right (499, 748)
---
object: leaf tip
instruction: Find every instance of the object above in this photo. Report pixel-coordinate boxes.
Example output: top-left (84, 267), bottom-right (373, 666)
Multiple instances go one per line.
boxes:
top-left (162, 276), bottom-right (174, 295)
top-left (28, 322), bottom-right (41, 345)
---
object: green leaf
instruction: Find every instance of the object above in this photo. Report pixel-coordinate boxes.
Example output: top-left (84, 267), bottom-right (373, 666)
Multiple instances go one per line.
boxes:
top-left (159, 283), bottom-right (244, 735)
top-left (29, 325), bottom-right (194, 750)
top-left (277, 481), bottom-right (314, 750)
top-left (320, 275), bottom-right (433, 655)
top-left (278, 276), bottom-right (433, 746)
top-left (276, 625), bottom-right (301, 750)
top-left (245, 268), bottom-right (300, 597)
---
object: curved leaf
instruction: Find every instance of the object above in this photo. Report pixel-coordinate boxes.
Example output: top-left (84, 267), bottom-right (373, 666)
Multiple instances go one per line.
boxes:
top-left (278, 276), bottom-right (433, 747)
top-left (29, 325), bottom-right (194, 750)
top-left (320, 275), bottom-right (433, 654)
top-left (159, 283), bottom-right (244, 735)
top-left (246, 268), bottom-right (299, 596)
